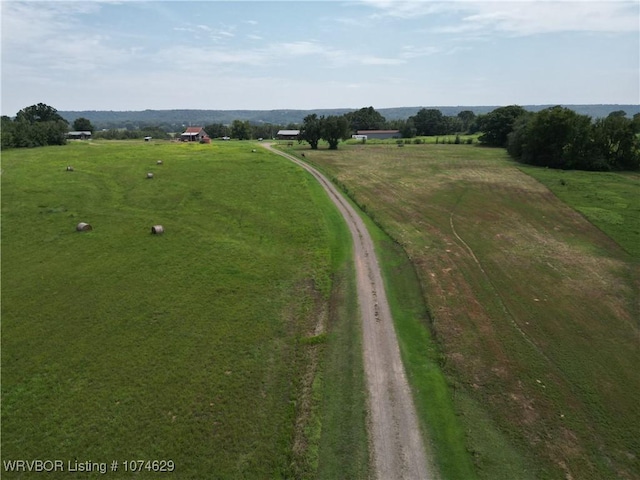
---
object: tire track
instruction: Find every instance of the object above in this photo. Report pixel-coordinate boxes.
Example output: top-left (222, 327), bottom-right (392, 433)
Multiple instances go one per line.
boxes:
top-left (262, 144), bottom-right (432, 480)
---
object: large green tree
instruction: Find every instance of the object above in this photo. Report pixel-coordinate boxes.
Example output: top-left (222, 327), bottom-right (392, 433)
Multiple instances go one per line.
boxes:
top-left (344, 106), bottom-right (386, 131)
top-left (231, 120), bottom-right (251, 140)
top-left (300, 114), bottom-right (323, 149)
top-left (411, 109), bottom-right (448, 136)
top-left (457, 110), bottom-right (476, 133)
top-left (72, 117), bottom-right (94, 132)
top-left (321, 115), bottom-right (349, 150)
top-left (398, 118), bottom-right (417, 138)
top-left (16, 103), bottom-right (67, 124)
top-left (204, 123), bottom-right (230, 139)
top-left (510, 106), bottom-right (592, 169)
top-left (479, 105), bottom-right (527, 147)
top-left (8, 103), bottom-right (69, 148)
top-left (591, 113), bottom-right (640, 170)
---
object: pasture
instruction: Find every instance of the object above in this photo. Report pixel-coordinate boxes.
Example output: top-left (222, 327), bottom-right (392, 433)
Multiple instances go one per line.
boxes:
top-left (295, 143), bottom-right (639, 480)
top-left (1, 140), bottom-right (368, 479)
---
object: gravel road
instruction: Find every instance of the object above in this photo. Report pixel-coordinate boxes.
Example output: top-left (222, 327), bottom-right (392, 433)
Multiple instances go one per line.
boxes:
top-left (263, 144), bottom-right (433, 480)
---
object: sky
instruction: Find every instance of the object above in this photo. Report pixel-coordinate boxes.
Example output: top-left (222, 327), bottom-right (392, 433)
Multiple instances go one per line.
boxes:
top-left (1, 0), bottom-right (639, 115)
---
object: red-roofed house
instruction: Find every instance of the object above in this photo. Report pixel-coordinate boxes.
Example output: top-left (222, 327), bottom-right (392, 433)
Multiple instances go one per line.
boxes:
top-left (180, 126), bottom-right (209, 142)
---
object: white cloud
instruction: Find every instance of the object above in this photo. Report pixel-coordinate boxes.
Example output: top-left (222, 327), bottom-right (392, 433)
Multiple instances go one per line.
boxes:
top-left (400, 45), bottom-right (440, 58)
top-left (1, 0), bottom-right (637, 113)
top-left (1, 2), bottom-right (141, 79)
top-left (453, 1), bottom-right (639, 35)
top-left (361, 0), bottom-right (639, 35)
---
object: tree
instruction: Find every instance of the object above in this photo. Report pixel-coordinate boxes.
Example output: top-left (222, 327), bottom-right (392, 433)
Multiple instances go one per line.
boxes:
top-left (592, 114), bottom-right (640, 170)
top-left (300, 114), bottom-right (323, 149)
top-left (607, 110), bottom-right (627, 118)
top-left (478, 105), bottom-right (527, 147)
top-left (457, 110), bottom-right (476, 133)
top-left (204, 123), bottom-right (230, 138)
top-left (231, 120), bottom-right (251, 140)
top-left (9, 103), bottom-right (69, 147)
top-left (73, 117), bottom-right (94, 132)
top-left (632, 113), bottom-right (640, 134)
top-left (507, 106), bottom-right (639, 171)
top-left (514, 106), bottom-right (592, 169)
top-left (251, 123), bottom-right (280, 140)
top-left (411, 109), bottom-right (448, 136)
top-left (1, 115), bottom-right (17, 149)
top-left (345, 106), bottom-right (386, 131)
top-left (398, 118), bottom-right (417, 138)
top-left (321, 115), bottom-right (349, 150)
top-left (15, 103), bottom-right (67, 124)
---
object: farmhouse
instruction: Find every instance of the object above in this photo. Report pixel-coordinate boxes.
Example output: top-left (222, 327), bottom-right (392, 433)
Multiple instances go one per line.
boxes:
top-left (67, 131), bottom-right (92, 140)
top-left (180, 126), bottom-right (209, 142)
top-left (356, 129), bottom-right (401, 140)
top-left (276, 129), bottom-right (300, 140)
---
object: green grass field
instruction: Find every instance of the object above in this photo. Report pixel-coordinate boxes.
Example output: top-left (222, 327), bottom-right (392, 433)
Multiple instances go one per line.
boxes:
top-left (293, 142), bottom-right (639, 480)
top-left (516, 165), bottom-right (640, 258)
top-left (1, 140), bottom-right (367, 479)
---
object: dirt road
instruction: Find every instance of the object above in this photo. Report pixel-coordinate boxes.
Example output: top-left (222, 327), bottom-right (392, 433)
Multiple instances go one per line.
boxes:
top-left (263, 144), bottom-right (433, 480)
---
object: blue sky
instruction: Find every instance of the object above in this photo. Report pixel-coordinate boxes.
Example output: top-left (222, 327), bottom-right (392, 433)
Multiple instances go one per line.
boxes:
top-left (1, 0), bottom-right (638, 115)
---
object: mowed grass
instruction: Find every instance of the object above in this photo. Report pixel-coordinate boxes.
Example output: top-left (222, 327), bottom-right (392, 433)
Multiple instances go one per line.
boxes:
top-left (1, 140), bottom-right (367, 479)
top-left (516, 166), bottom-right (640, 258)
top-left (295, 143), bottom-right (639, 480)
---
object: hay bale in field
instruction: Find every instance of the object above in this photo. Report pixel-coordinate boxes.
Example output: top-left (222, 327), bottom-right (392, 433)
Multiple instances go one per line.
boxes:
top-left (66, 166), bottom-right (74, 171)
top-left (76, 222), bottom-right (92, 232)
top-left (146, 172), bottom-right (154, 179)
top-left (151, 225), bottom-right (164, 235)
top-left (157, 160), bottom-right (163, 165)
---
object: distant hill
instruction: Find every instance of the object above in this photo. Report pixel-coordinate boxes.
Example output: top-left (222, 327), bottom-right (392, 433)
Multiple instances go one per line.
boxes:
top-left (58, 105), bottom-right (640, 131)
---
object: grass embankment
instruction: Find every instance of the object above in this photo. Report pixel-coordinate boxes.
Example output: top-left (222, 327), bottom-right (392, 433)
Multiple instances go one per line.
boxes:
top-left (293, 142), bottom-right (639, 480)
top-left (1, 140), bottom-right (367, 479)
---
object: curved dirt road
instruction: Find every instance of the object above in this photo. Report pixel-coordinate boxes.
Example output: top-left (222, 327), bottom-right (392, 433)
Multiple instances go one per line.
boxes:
top-left (263, 144), bottom-right (432, 480)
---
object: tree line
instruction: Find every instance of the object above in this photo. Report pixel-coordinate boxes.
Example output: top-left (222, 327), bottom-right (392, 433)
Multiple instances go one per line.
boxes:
top-left (477, 105), bottom-right (640, 171)
top-left (3, 103), bottom-right (639, 171)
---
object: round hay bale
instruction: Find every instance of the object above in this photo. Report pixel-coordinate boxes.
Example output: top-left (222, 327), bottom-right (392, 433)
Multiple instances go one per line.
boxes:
top-left (66, 166), bottom-right (74, 171)
top-left (156, 160), bottom-right (163, 165)
top-left (146, 172), bottom-right (154, 179)
top-left (151, 225), bottom-right (164, 235)
top-left (76, 222), bottom-right (92, 232)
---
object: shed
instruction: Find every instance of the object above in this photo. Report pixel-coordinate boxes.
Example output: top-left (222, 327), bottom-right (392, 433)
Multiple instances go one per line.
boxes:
top-left (276, 129), bottom-right (300, 140)
top-left (67, 131), bottom-right (92, 140)
top-left (180, 127), bottom-right (208, 142)
top-left (356, 129), bottom-right (401, 140)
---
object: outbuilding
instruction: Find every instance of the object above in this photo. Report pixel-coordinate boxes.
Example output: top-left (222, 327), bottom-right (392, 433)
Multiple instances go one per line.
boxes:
top-left (356, 129), bottom-right (401, 140)
top-left (180, 127), bottom-right (208, 142)
top-left (67, 131), bottom-right (92, 140)
top-left (276, 129), bottom-right (300, 140)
